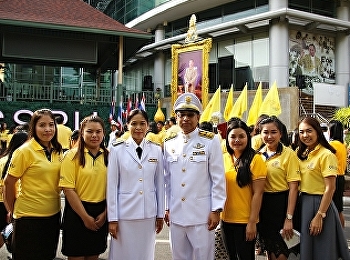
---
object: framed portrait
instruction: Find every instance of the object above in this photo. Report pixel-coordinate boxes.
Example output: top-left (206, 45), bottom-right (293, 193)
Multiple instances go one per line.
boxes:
top-left (171, 38), bottom-right (212, 112)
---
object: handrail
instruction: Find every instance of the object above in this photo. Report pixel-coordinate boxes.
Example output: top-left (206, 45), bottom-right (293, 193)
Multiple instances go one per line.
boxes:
top-left (0, 82), bottom-right (159, 105)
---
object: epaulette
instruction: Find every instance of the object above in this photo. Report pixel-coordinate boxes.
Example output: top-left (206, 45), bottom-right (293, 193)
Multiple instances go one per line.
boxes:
top-left (112, 138), bottom-right (124, 147)
top-left (146, 139), bottom-right (161, 146)
top-left (164, 132), bottom-right (178, 142)
top-left (198, 129), bottom-right (215, 139)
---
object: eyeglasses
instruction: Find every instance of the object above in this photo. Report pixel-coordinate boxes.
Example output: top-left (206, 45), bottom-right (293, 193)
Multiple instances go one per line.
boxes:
top-left (176, 112), bottom-right (197, 118)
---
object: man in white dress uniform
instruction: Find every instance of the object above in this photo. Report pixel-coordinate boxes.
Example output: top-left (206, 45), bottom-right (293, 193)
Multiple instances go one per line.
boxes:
top-left (164, 93), bottom-right (226, 260)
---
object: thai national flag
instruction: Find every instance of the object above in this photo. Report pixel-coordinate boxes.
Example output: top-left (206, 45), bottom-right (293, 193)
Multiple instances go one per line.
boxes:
top-left (126, 95), bottom-right (132, 115)
top-left (134, 94), bottom-right (139, 109)
top-left (109, 100), bottom-right (115, 122)
top-left (117, 97), bottom-right (123, 130)
top-left (140, 92), bottom-right (146, 111)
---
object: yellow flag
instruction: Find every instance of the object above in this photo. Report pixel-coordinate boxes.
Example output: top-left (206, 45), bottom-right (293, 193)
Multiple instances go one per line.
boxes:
top-left (223, 85), bottom-right (234, 121)
top-left (246, 82), bottom-right (263, 126)
top-left (199, 86), bottom-right (221, 123)
top-left (259, 81), bottom-right (281, 116)
top-left (228, 84), bottom-right (247, 119)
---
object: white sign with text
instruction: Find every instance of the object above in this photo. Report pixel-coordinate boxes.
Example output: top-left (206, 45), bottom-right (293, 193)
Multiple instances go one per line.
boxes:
top-left (313, 83), bottom-right (347, 107)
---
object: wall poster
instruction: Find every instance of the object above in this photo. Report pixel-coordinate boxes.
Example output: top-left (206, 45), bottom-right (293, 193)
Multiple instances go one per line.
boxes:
top-left (289, 29), bottom-right (335, 95)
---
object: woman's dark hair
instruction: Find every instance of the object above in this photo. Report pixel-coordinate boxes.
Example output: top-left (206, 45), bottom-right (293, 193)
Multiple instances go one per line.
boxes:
top-left (115, 130), bottom-right (123, 138)
top-left (8, 125), bottom-right (16, 135)
top-left (127, 109), bottom-right (149, 124)
top-left (55, 115), bottom-right (64, 124)
top-left (225, 117), bottom-right (255, 187)
top-left (147, 121), bottom-right (159, 134)
top-left (297, 116), bottom-right (336, 160)
top-left (157, 121), bottom-right (165, 127)
top-left (328, 119), bottom-right (344, 143)
top-left (123, 124), bottom-right (128, 132)
top-left (70, 130), bottom-right (80, 141)
top-left (258, 116), bottom-right (289, 153)
top-left (29, 109), bottom-right (62, 153)
top-left (0, 122), bottom-right (7, 132)
top-left (16, 122), bottom-right (29, 132)
top-left (253, 114), bottom-right (269, 135)
top-left (76, 115), bottom-right (108, 167)
top-left (169, 117), bottom-right (176, 125)
top-left (199, 121), bottom-right (214, 132)
top-left (1, 131), bottom-right (28, 179)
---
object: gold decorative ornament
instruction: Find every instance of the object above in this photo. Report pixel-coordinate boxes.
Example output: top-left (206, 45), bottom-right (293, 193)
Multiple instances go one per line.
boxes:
top-left (154, 100), bottom-right (165, 123)
top-left (185, 14), bottom-right (198, 43)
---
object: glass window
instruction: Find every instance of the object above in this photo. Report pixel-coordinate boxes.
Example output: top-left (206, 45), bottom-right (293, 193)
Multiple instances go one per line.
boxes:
top-left (252, 33), bottom-right (269, 82)
top-left (289, 0), bottom-right (335, 17)
top-left (209, 43), bottom-right (217, 63)
top-left (235, 37), bottom-right (252, 68)
top-left (218, 40), bottom-right (234, 58)
top-left (253, 34), bottom-right (269, 67)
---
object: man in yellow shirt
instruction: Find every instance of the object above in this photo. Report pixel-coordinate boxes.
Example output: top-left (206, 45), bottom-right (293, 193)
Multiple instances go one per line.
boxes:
top-left (56, 116), bottom-right (72, 152)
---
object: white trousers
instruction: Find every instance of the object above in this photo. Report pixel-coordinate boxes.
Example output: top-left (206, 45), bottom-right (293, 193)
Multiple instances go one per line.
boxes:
top-left (170, 222), bottom-right (215, 260)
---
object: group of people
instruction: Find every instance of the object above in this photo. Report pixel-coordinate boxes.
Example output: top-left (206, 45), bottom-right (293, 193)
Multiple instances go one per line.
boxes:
top-left (0, 122), bottom-right (30, 156)
top-left (221, 112), bottom-right (349, 260)
top-left (0, 91), bottom-right (349, 260)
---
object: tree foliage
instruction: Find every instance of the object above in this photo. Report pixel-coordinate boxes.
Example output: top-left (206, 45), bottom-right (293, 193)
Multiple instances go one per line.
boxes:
top-left (333, 107), bottom-right (350, 127)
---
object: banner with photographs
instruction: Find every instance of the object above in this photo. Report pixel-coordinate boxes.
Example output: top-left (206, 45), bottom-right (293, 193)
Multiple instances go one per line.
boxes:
top-left (289, 30), bottom-right (335, 95)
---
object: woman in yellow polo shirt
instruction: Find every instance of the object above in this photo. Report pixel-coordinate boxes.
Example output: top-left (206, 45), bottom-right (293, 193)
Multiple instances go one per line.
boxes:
top-left (4, 109), bottom-right (63, 260)
top-left (297, 117), bottom-right (349, 260)
top-left (251, 114), bottom-right (269, 151)
top-left (0, 122), bottom-right (9, 154)
top-left (0, 131), bottom-right (28, 253)
top-left (60, 115), bottom-right (109, 260)
top-left (257, 116), bottom-right (300, 260)
top-left (221, 118), bottom-right (267, 260)
top-left (145, 121), bottom-right (163, 145)
top-left (328, 120), bottom-right (347, 227)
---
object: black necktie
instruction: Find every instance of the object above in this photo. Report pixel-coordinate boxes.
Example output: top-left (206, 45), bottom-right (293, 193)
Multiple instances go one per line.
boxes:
top-left (136, 147), bottom-right (142, 159)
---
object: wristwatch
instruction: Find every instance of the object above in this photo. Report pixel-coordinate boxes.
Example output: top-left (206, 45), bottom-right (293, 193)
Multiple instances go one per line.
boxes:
top-left (286, 213), bottom-right (293, 220)
top-left (212, 208), bottom-right (222, 214)
top-left (317, 211), bottom-right (326, 218)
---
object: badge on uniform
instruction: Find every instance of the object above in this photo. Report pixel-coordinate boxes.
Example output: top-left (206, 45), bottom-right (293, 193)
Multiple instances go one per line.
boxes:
top-left (193, 143), bottom-right (205, 149)
top-left (148, 158), bottom-right (158, 163)
top-left (193, 151), bottom-right (205, 155)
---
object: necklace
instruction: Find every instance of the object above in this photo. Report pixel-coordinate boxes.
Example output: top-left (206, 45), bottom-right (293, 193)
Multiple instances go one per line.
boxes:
top-left (232, 155), bottom-right (240, 172)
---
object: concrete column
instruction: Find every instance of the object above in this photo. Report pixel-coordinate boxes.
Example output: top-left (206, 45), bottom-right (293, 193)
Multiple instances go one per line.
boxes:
top-left (154, 25), bottom-right (165, 95)
top-left (336, 1), bottom-right (350, 89)
top-left (269, 0), bottom-right (289, 87)
top-left (269, 0), bottom-right (287, 11)
top-left (269, 18), bottom-right (289, 88)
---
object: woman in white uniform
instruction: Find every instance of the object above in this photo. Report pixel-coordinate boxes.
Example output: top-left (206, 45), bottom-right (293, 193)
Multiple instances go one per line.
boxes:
top-left (107, 109), bottom-right (165, 260)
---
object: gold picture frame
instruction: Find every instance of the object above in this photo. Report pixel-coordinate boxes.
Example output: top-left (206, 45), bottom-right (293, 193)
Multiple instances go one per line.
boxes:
top-left (171, 38), bottom-right (212, 113)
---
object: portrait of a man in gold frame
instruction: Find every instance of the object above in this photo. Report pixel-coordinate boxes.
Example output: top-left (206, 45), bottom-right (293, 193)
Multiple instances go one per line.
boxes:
top-left (171, 38), bottom-right (212, 112)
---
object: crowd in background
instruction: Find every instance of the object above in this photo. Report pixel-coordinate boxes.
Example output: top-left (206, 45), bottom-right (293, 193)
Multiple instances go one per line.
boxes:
top-left (0, 96), bottom-right (349, 260)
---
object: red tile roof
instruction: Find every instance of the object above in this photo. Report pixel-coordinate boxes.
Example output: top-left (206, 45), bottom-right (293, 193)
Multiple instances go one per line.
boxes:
top-left (0, 0), bottom-right (148, 36)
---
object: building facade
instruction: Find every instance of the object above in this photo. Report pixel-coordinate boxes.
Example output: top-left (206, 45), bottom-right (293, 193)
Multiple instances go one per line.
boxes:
top-left (1, 0), bottom-right (350, 130)
top-left (99, 0), bottom-right (350, 129)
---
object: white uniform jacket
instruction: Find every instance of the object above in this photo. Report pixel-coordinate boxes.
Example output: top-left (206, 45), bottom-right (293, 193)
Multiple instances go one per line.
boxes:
top-left (163, 128), bottom-right (226, 226)
top-left (107, 137), bottom-right (165, 222)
